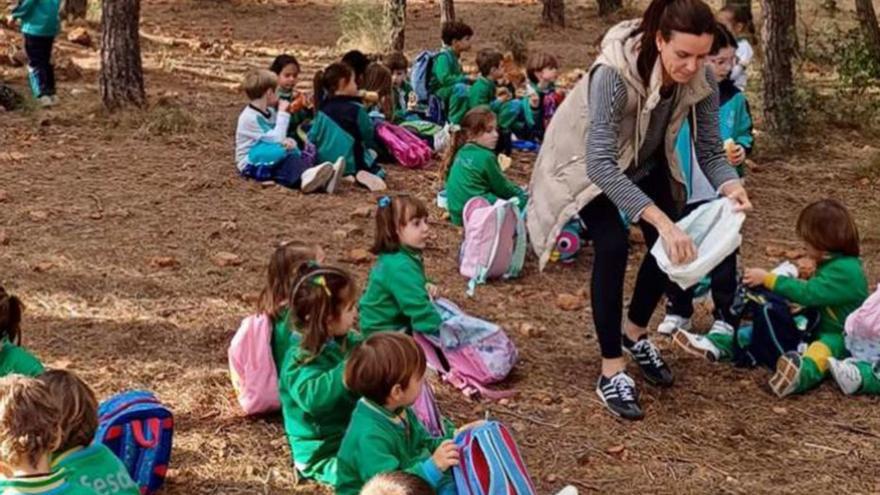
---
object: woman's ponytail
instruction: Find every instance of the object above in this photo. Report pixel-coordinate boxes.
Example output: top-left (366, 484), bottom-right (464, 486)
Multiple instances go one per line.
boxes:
top-left (635, 0), bottom-right (716, 85)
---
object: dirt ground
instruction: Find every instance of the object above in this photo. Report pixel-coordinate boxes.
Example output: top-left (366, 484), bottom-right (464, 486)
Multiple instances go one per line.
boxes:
top-left (2, 0), bottom-right (880, 493)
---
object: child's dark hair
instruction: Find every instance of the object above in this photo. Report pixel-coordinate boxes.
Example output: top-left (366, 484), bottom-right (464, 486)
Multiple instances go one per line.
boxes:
top-left (633, 0), bottom-right (716, 86)
top-left (476, 48), bottom-right (503, 77)
top-left (344, 332), bottom-right (426, 406)
top-left (364, 62), bottom-right (394, 120)
top-left (441, 20), bottom-right (474, 46)
top-left (39, 369), bottom-right (98, 453)
top-left (526, 52), bottom-right (559, 84)
top-left (258, 242), bottom-right (319, 321)
top-left (711, 22), bottom-right (738, 55)
top-left (796, 199), bottom-right (860, 257)
top-left (441, 106), bottom-right (497, 180)
top-left (290, 266), bottom-right (357, 356)
top-left (371, 195), bottom-right (430, 255)
top-left (0, 287), bottom-right (23, 345)
top-left (269, 54), bottom-right (301, 75)
top-left (342, 50), bottom-right (371, 83)
top-left (361, 471), bottom-right (434, 495)
top-left (313, 63), bottom-right (355, 109)
top-left (720, 4), bottom-right (755, 35)
top-left (384, 52), bottom-right (409, 73)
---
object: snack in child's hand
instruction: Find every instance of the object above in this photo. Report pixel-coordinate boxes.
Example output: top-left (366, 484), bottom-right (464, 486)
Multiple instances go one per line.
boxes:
top-left (498, 154), bottom-right (512, 172)
top-left (360, 90), bottom-right (380, 105)
top-left (407, 91), bottom-right (418, 110)
top-left (291, 93), bottom-right (308, 113)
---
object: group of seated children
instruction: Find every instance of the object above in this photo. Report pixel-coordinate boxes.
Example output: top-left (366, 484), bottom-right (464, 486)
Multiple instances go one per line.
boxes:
top-left (0, 288), bottom-right (139, 493)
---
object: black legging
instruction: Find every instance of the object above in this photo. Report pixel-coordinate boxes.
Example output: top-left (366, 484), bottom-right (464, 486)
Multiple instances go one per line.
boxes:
top-left (579, 163), bottom-right (680, 360)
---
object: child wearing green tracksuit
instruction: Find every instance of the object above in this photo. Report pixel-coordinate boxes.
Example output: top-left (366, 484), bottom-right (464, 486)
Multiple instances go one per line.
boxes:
top-left (741, 199), bottom-right (868, 398)
top-left (359, 196), bottom-right (442, 337)
top-left (430, 21), bottom-right (474, 125)
top-left (468, 49), bottom-right (534, 155)
top-left (0, 287), bottom-right (44, 378)
top-left (278, 266), bottom-right (362, 485)
top-left (444, 107), bottom-right (528, 227)
top-left (386, 52), bottom-right (416, 123)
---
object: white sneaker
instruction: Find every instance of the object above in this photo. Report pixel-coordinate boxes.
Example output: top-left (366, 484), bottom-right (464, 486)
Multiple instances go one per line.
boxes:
top-left (300, 162), bottom-right (334, 193)
top-left (657, 314), bottom-right (691, 336)
top-left (49, 95), bottom-right (59, 106)
top-left (828, 358), bottom-right (862, 396)
top-left (555, 486), bottom-right (578, 495)
top-left (673, 328), bottom-right (721, 362)
top-left (355, 170), bottom-right (386, 191)
top-left (325, 157), bottom-right (345, 194)
top-left (37, 95), bottom-right (54, 107)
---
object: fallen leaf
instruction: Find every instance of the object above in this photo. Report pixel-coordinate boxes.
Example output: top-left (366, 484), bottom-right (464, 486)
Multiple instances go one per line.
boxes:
top-left (606, 444), bottom-right (626, 455)
top-left (347, 248), bottom-right (372, 264)
top-left (351, 206), bottom-right (373, 218)
top-left (772, 406), bottom-right (787, 415)
top-left (546, 474), bottom-right (558, 483)
top-left (0, 230), bottom-right (9, 246)
top-left (89, 211), bottom-right (103, 220)
top-left (67, 27), bottom-right (92, 46)
top-left (0, 190), bottom-right (7, 202)
top-left (556, 293), bottom-right (585, 311)
top-left (212, 251), bottom-right (243, 267)
top-left (149, 256), bottom-right (178, 269)
top-left (221, 220), bottom-right (237, 231)
top-left (29, 210), bottom-right (49, 221)
top-left (32, 261), bottom-right (55, 273)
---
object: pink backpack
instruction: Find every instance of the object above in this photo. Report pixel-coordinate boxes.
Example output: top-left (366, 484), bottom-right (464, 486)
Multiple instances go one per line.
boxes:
top-left (845, 284), bottom-right (880, 362)
top-left (228, 314), bottom-right (280, 415)
top-left (376, 122), bottom-right (432, 169)
top-left (413, 298), bottom-right (517, 400)
top-left (459, 197), bottom-right (527, 296)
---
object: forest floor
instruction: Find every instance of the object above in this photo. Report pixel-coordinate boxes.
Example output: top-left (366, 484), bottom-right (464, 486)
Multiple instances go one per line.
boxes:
top-left (2, 0), bottom-right (880, 493)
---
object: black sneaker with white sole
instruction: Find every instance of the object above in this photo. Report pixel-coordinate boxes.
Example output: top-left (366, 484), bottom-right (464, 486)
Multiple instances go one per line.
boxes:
top-left (596, 372), bottom-right (644, 420)
top-left (624, 338), bottom-right (674, 387)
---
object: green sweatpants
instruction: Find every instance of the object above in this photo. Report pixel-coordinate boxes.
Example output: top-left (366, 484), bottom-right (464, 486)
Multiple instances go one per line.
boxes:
top-left (855, 360), bottom-right (880, 395)
top-left (437, 83), bottom-right (470, 124)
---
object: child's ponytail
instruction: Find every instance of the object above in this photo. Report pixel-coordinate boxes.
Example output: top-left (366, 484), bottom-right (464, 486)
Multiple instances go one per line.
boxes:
top-left (313, 69), bottom-right (326, 110)
top-left (258, 241), bottom-right (318, 320)
top-left (441, 129), bottom-right (469, 181)
top-left (441, 106), bottom-right (497, 181)
top-left (0, 287), bottom-right (23, 345)
top-left (290, 266), bottom-right (356, 356)
top-left (313, 63), bottom-right (355, 110)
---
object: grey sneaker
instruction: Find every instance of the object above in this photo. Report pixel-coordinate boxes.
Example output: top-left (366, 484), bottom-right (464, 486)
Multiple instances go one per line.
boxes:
top-left (657, 314), bottom-right (691, 336)
top-left (828, 358), bottom-right (862, 395)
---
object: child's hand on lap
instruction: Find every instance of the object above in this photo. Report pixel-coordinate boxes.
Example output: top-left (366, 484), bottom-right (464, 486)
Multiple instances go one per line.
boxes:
top-left (454, 419), bottom-right (486, 436)
top-left (743, 268), bottom-right (769, 288)
top-left (426, 283), bottom-right (440, 300)
top-left (432, 440), bottom-right (460, 471)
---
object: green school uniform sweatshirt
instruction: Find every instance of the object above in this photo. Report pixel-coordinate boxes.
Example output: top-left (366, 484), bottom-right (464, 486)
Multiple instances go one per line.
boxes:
top-left (335, 399), bottom-right (454, 495)
top-left (430, 48), bottom-right (467, 97)
top-left (468, 76), bottom-right (498, 111)
top-left (392, 81), bottom-right (413, 123)
top-left (51, 445), bottom-right (139, 495)
top-left (278, 332), bottom-right (361, 484)
top-left (445, 142), bottom-right (528, 226)
top-left (271, 308), bottom-right (301, 372)
top-left (0, 339), bottom-right (44, 377)
top-left (0, 469), bottom-right (92, 495)
top-left (765, 254), bottom-right (868, 337)
top-left (358, 247), bottom-right (442, 336)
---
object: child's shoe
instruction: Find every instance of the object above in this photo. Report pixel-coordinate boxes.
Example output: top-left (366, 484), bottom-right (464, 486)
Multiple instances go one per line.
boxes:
top-left (657, 314), bottom-right (691, 336)
top-left (828, 357), bottom-right (862, 395)
top-left (325, 157), bottom-right (345, 194)
top-left (769, 351), bottom-right (802, 398)
top-left (37, 95), bottom-right (54, 107)
top-left (354, 170), bottom-right (387, 192)
top-left (300, 162), bottom-right (334, 193)
top-left (673, 328), bottom-right (721, 362)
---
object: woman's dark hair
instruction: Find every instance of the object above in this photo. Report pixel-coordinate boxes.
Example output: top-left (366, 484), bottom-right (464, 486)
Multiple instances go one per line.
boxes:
top-left (269, 54), bottom-right (300, 75)
top-left (796, 199), bottom-right (860, 257)
top-left (0, 287), bottom-right (22, 345)
top-left (313, 63), bottom-right (354, 109)
top-left (290, 266), bottom-right (357, 357)
top-left (711, 22), bottom-right (738, 55)
top-left (720, 5), bottom-right (755, 35)
top-left (634, 0), bottom-right (717, 85)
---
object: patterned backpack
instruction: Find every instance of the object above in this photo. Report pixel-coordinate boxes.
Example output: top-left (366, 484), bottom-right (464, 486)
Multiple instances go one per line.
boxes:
top-left (845, 284), bottom-right (880, 362)
top-left (459, 197), bottom-right (527, 296)
top-left (453, 421), bottom-right (537, 495)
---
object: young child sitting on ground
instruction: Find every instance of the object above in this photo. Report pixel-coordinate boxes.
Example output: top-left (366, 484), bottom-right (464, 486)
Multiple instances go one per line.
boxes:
top-left (0, 375), bottom-right (79, 493)
top-left (269, 54), bottom-right (313, 148)
top-left (278, 265), bottom-right (362, 486)
top-left (336, 332), bottom-right (479, 495)
top-left (0, 287), bottom-right (44, 377)
top-left (40, 369), bottom-right (139, 494)
top-left (358, 196), bottom-right (442, 337)
top-left (468, 48), bottom-right (530, 155)
top-left (430, 21), bottom-right (474, 125)
top-left (740, 199), bottom-right (868, 398)
top-left (258, 242), bottom-right (325, 370)
top-left (444, 107), bottom-right (528, 226)
top-left (525, 52), bottom-right (564, 140)
top-left (385, 52), bottom-right (415, 123)
top-left (235, 69), bottom-right (341, 193)
top-left (364, 63), bottom-right (395, 123)
top-left (310, 63), bottom-right (387, 191)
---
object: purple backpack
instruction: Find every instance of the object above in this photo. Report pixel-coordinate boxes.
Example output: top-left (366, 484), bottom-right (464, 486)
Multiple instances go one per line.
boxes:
top-left (412, 380), bottom-right (446, 438)
top-left (413, 298), bottom-right (517, 400)
top-left (376, 122), bottom-right (432, 169)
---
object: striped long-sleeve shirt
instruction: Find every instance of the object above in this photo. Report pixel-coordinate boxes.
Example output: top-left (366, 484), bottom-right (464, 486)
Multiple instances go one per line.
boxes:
top-left (585, 65), bottom-right (739, 220)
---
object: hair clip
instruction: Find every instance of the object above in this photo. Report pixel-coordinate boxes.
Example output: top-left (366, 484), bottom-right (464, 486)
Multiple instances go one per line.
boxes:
top-left (377, 196), bottom-right (392, 209)
top-left (311, 275), bottom-right (332, 296)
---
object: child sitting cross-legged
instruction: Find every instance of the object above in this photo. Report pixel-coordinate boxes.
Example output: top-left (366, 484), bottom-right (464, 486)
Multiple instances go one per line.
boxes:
top-left (0, 287), bottom-right (44, 377)
top-left (269, 54), bottom-right (313, 148)
top-left (444, 107), bottom-right (528, 227)
top-left (235, 69), bottom-right (341, 193)
top-left (40, 369), bottom-right (139, 494)
top-left (430, 21), bottom-right (474, 125)
top-left (278, 265), bottom-right (362, 486)
top-left (525, 52), bottom-right (564, 141)
top-left (385, 52), bottom-right (415, 123)
top-left (468, 48), bottom-right (529, 155)
top-left (336, 332), bottom-right (483, 495)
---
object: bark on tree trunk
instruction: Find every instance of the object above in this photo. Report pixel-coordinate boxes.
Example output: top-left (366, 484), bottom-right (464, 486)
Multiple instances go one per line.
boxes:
top-left (761, 0), bottom-right (798, 137)
top-left (384, 0), bottom-right (406, 52)
top-left (440, 0), bottom-right (455, 24)
top-left (855, 0), bottom-right (880, 63)
top-left (596, 0), bottom-right (622, 16)
top-left (61, 0), bottom-right (87, 20)
top-left (100, 0), bottom-right (145, 110)
top-left (542, 0), bottom-right (565, 27)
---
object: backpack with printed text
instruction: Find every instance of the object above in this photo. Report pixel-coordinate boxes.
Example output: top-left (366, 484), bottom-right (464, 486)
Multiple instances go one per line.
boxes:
top-left (376, 122), bottom-right (433, 168)
top-left (453, 421), bottom-right (537, 495)
top-left (228, 314), bottom-right (281, 415)
top-left (459, 197), bottom-right (527, 296)
top-left (95, 390), bottom-right (174, 495)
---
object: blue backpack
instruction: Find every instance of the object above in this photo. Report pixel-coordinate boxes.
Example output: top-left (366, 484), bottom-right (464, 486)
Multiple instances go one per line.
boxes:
top-left (453, 421), bottom-right (536, 495)
top-left (410, 50), bottom-right (436, 103)
top-left (95, 391), bottom-right (174, 495)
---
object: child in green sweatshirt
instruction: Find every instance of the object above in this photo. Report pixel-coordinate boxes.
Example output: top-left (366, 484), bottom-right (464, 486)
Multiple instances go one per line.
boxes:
top-left (468, 48), bottom-right (533, 155)
top-left (359, 196), bottom-right (443, 336)
top-left (740, 199), bottom-right (868, 398)
top-left (336, 332), bottom-right (483, 495)
top-left (278, 266), bottom-right (363, 486)
top-left (0, 287), bottom-right (44, 378)
top-left (444, 107), bottom-right (528, 226)
top-left (41, 370), bottom-right (139, 495)
top-left (386, 52), bottom-right (415, 123)
top-left (430, 21), bottom-right (474, 125)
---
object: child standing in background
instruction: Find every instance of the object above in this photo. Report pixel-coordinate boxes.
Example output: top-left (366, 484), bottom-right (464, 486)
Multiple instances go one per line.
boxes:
top-left (718, 5), bottom-right (755, 91)
top-left (430, 21), bottom-right (474, 125)
top-left (0, 287), bottom-right (44, 377)
top-left (10, 0), bottom-right (60, 106)
top-left (269, 54), bottom-right (314, 148)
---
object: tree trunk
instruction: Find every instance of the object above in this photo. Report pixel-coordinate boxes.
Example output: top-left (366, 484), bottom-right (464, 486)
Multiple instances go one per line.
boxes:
top-left (596, 0), bottom-right (622, 16)
top-left (384, 0), bottom-right (406, 52)
top-left (100, 0), bottom-right (145, 110)
top-left (542, 0), bottom-right (565, 27)
top-left (724, 0), bottom-right (752, 17)
top-left (855, 0), bottom-right (880, 63)
top-left (440, 0), bottom-right (455, 24)
top-left (61, 0), bottom-right (88, 20)
top-left (761, 0), bottom-right (798, 138)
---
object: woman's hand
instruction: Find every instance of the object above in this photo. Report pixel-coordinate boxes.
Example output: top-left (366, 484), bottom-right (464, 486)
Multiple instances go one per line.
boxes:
top-left (719, 181), bottom-right (753, 212)
top-left (658, 222), bottom-right (698, 266)
top-left (743, 268), bottom-right (769, 288)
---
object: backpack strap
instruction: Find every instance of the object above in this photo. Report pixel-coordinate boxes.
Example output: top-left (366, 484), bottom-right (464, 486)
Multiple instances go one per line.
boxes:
top-left (474, 425), bottom-right (512, 494)
top-left (487, 423), bottom-right (535, 494)
top-left (504, 201), bottom-right (527, 280)
top-left (467, 200), bottom-right (507, 297)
